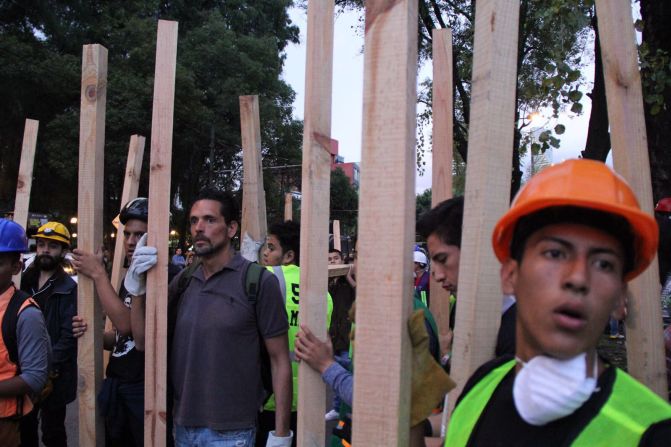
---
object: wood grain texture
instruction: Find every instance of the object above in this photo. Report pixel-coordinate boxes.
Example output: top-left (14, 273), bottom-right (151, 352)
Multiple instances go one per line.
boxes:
top-left (352, 0), bottom-right (418, 444)
top-left (144, 20), bottom-right (178, 446)
top-left (430, 28), bottom-right (454, 353)
top-left (595, 0), bottom-right (667, 399)
top-left (105, 135), bottom-right (145, 370)
top-left (12, 118), bottom-right (38, 285)
top-left (297, 0), bottom-right (335, 445)
top-left (77, 44), bottom-right (107, 447)
top-left (240, 95), bottom-right (267, 244)
top-left (333, 220), bottom-right (341, 252)
top-left (448, 0), bottom-right (520, 415)
top-left (284, 192), bottom-right (293, 221)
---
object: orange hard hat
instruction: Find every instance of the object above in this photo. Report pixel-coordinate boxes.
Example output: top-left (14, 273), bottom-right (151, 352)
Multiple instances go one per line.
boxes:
top-left (492, 159), bottom-right (658, 281)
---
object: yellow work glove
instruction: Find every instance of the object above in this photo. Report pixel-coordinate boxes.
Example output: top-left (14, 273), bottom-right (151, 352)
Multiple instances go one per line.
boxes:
top-left (409, 309), bottom-right (456, 427)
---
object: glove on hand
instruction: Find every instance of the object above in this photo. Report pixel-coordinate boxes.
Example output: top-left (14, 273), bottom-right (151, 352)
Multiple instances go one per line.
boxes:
top-left (409, 309), bottom-right (456, 427)
top-left (266, 430), bottom-right (294, 447)
top-left (240, 232), bottom-right (263, 262)
top-left (124, 234), bottom-right (158, 296)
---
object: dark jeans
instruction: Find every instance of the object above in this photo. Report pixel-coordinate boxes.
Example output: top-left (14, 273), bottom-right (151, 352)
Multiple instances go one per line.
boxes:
top-left (100, 379), bottom-right (144, 447)
top-left (20, 404), bottom-right (67, 447)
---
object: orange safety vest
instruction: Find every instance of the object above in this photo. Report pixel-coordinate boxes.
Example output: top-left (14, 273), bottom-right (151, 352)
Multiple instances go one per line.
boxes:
top-left (0, 285), bottom-right (37, 418)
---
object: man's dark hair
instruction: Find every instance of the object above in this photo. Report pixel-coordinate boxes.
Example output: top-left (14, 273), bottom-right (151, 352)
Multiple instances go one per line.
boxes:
top-left (329, 248), bottom-right (342, 256)
top-left (268, 220), bottom-right (301, 266)
top-left (510, 206), bottom-right (635, 276)
top-left (416, 196), bottom-right (464, 247)
top-left (0, 252), bottom-right (20, 264)
top-left (193, 188), bottom-right (240, 225)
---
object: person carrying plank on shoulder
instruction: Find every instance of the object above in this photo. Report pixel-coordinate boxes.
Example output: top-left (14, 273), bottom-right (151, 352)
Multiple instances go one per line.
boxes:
top-left (0, 219), bottom-right (50, 447)
top-left (166, 189), bottom-right (293, 447)
top-left (445, 159), bottom-right (671, 446)
top-left (19, 221), bottom-right (77, 447)
top-left (71, 197), bottom-right (152, 446)
top-left (256, 220), bottom-right (333, 447)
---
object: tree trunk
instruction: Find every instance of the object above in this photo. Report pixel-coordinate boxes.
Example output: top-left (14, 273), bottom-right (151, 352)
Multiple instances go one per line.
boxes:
top-left (581, 16), bottom-right (610, 162)
top-left (639, 0), bottom-right (671, 204)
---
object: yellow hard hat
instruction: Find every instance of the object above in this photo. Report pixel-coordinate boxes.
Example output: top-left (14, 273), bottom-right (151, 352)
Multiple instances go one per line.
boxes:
top-left (35, 222), bottom-right (71, 246)
top-left (492, 159), bottom-right (658, 281)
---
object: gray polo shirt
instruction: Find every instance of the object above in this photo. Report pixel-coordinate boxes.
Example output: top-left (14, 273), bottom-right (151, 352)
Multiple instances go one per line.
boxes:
top-left (170, 254), bottom-right (288, 430)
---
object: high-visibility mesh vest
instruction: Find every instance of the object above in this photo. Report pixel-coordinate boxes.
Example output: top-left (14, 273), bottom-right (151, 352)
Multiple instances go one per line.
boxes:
top-left (445, 359), bottom-right (671, 446)
top-left (265, 264), bottom-right (333, 411)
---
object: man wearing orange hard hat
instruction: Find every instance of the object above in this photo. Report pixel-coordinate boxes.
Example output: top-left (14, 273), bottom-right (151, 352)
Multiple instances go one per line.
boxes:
top-left (445, 159), bottom-right (671, 446)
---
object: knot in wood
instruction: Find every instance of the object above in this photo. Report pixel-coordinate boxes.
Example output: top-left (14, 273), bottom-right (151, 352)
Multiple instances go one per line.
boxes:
top-left (85, 85), bottom-right (97, 101)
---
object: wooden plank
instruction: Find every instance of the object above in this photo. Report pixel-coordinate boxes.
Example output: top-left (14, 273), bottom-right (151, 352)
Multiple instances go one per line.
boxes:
top-left (284, 192), bottom-right (293, 221)
top-left (352, 1), bottom-right (418, 445)
top-left (595, 0), bottom-right (667, 399)
top-left (12, 118), bottom-right (39, 285)
top-left (77, 43), bottom-right (107, 447)
top-left (429, 28), bottom-right (454, 355)
top-left (105, 134), bottom-right (145, 370)
top-left (240, 95), bottom-right (267, 247)
top-left (328, 264), bottom-right (351, 278)
top-left (297, 0), bottom-right (334, 445)
top-left (448, 0), bottom-right (520, 415)
top-left (145, 20), bottom-right (178, 446)
top-left (333, 219), bottom-right (341, 251)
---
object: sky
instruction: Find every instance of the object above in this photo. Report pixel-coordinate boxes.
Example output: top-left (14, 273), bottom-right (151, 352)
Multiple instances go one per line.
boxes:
top-left (281, 6), bottom-right (607, 194)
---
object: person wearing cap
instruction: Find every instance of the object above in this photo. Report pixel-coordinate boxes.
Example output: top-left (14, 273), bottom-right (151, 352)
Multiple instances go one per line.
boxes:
top-left (0, 219), bottom-right (50, 446)
top-left (445, 159), bottom-right (671, 446)
top-left (414, 249), bottom-right (431, 307)
top-left (71, 197), bottom-right (153, 446)
top-left (19, 222), bottom-right (77, 447)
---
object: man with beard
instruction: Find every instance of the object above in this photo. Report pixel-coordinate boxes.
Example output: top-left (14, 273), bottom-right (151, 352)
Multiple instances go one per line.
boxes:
top-left (72, 197), bottom-right (151, 446)
top-left (19, 222), bottom-right (77, 447)
top-left (166, 189), bottom-right (292, 446)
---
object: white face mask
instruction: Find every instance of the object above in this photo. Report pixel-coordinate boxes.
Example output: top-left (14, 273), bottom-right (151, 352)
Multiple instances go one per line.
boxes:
top-left (513, 352), bottom-right (598, 426)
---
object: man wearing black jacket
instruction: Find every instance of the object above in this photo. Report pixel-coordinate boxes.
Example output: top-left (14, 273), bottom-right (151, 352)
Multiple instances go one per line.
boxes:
top-left (20, 222), bottom-right (77, 447)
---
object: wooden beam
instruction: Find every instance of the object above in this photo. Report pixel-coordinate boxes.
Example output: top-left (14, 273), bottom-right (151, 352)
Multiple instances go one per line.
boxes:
top-left (352, 1), bottom-right (418, 445)
top-left (240, 95), bottom-right (267, 249)
top-left (429, 27), bottom-right (454, 355)
top-left (77, 43), bottom-right (107, 447)
top-left (105, 135), bottom-right (145, 370)
top-left (449, 0), bottom-right (520, 414)
top-left (12, 118), bottom-right (39, 285)
top-left (333, 219), bottom-right (341, 252)
top-left (328, 264), bottom-right (351, 278)
top-left (595, 0), bottom-right (667, 399)
top-left (145, 20), bottom-right (178, 446)
top-left (297, 0), bottom-right (334, 444)
top-left (284, 193), bottom-right (293, 221)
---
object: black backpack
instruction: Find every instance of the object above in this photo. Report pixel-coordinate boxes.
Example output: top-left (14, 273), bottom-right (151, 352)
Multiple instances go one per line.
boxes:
top-left (167, 259), bottom-right (273, 402)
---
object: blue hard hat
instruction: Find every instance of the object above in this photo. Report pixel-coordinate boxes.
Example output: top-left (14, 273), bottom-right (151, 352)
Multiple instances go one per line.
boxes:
top-left (0, 219), bottom-right (29, 253)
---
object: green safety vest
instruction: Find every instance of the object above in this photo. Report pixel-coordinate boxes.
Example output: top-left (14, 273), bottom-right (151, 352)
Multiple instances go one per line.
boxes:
top-left (445, 359), bottom-right (671, 446)
top-left (264, 264), bottom-right (333, 411)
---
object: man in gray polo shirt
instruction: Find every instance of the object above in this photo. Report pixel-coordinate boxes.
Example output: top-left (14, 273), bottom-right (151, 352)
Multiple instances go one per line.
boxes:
top-left (168, 189), bottom-right (293, 447)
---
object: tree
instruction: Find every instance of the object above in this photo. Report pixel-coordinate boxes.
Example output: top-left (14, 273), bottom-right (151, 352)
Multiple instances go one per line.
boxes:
top-left (0, 0), bottom-right (303, 247)
top-left (329, 167), bottom-right (358, 236)
top-left (337, 0), bottom-right (592, 196)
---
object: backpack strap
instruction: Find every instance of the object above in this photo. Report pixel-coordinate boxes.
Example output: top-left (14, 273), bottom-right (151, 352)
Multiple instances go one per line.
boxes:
top-left (1, 288), bottom-right (38, 367)
top-left (244, 262), bottom-right (265, 305)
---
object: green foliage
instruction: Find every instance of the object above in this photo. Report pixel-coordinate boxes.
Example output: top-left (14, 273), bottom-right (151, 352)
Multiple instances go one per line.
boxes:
top-left (639, 42), bottom-right (671, 116)
top-left (416, 188), bottom-right (432, 223)
top-left (0, 0), bottom-right (302, 245)
top-left (329, 167), bottom-right (358, 236)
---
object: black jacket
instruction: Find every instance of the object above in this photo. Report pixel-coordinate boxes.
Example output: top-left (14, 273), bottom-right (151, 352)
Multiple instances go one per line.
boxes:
top-left (21, 266), bottom-right (77, 409)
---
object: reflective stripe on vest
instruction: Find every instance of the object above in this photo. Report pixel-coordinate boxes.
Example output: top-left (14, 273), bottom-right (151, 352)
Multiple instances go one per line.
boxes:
top-left (445, 360), bottom-right (671, 446)
top-left (0, 286), bottom-right (36, 418)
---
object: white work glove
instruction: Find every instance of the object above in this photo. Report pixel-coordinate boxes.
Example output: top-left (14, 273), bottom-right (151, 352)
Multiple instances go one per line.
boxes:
top-left (124, 234), bottom-right (158, 296)
top-left (266, 430), bottom-right (294, 447)
top-left (240, 232), bottom-right (263, 262)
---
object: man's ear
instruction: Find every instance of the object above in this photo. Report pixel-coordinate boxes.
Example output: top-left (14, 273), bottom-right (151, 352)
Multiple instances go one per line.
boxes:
top-left (610, 285), bottom-right (628, 321)
top-left (282, 250), bottom-right (295, 266)
top-left (227, 221), bottom-right (239, 238)
top-left (500, 258), bottom-right (518, 295)
top-left (11, 259), bottom-right (22, 276)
